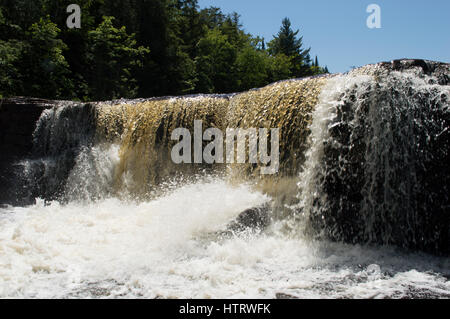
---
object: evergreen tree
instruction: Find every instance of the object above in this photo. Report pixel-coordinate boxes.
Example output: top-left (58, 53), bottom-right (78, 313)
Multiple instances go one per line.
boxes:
top-left (174, 0), bottom-right (202, 58)
top-left (268, 17), bottom-right (311, 77)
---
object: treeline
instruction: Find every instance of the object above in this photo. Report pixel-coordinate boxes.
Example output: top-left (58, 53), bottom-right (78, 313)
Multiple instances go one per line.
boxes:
top-left (0, 0), bottom-right (328, 101)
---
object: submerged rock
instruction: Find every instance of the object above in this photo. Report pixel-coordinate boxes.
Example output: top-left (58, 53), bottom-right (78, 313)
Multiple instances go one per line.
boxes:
top-left (226, 204), bottom-right (271, 232)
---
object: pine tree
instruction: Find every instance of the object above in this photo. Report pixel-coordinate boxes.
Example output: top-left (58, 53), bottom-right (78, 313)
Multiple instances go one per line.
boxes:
top-left (268, 17), bottom-right (311, 77)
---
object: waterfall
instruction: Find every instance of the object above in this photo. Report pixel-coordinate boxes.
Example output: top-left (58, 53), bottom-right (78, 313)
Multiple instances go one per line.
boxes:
top-left (94, 96), bottom-right (230, 198)
top-left (20, 102), bottom-right (97, 201)
top-left (1, 60), bottom-right (449, 298)
top-left (23, 77), bottom-right (328, 202)
top-left (299, 66), bottom-right (449, 253)
top-left (16, 60), bottom-right (450, 253)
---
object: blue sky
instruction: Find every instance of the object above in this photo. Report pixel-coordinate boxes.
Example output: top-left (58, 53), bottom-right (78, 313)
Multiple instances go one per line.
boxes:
top-left (198, 0), bottom-right (450, 73)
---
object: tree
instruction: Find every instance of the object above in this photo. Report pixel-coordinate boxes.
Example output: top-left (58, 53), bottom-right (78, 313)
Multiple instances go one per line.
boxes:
top-left (268, 18), bottom-right (311, 77)
top-left (19, 17), bottom-right (74, 99)
top-left (309, 55), bottom-right (329, 75)
top-left (195, 28), bottom-right (238, 93)
top-left (236, 44), bottom-right (268, 90)
top-left (86, 16), bottom-right (149, 100)
top-left (168, 0), bottom-right (202, 94)
top-left (0, 39), bottom-right (24, 98)
top-left (0, 7), bottom-right (25, 97)
top-left (173, 0), bottom-right (202, 58)
top-left (0, 0), bottom-right (45, 31)
top-left (268, 53), bottom-right (293, 82)
top-left (0, 2), bottom-right (329, 99)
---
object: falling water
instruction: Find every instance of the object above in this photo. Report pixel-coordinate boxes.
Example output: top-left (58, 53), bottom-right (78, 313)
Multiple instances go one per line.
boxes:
top-left (298, 66), bottom-right (449, 253)
top-left (0, 61), bottom-right (449, 298)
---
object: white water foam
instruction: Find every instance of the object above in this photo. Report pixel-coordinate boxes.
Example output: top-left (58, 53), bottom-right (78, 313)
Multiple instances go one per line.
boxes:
top-left (0, 178), bottom-right (448, 298)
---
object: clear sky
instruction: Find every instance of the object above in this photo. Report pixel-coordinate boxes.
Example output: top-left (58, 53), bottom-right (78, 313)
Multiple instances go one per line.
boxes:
top-left (198, 0), bottom-right (450, 73)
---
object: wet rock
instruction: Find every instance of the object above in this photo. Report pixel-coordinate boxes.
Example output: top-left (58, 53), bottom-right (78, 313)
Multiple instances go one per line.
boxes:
top-left (0, 97), bottom-right (96, 204)
top-left (226, 204), bottom-right (271, 232)
top-left (309, 60), bottom-right (450, 256)
top-left (391, 59), bottom-right (432, 74)
top-left (0, 98), bottom-right (59, 205)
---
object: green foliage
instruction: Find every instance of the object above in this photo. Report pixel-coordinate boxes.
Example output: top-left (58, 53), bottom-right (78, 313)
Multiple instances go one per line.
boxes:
top-left (0, 7), bottom-right (23, 96)
top-left (195, 28), bottom-right (238, 93)
top-left (0, 16), bottom-right (76, 99)
top-left (24, 17), bottom-right (74, 98)
top-left (269, 54), bottom-right (294, 82)
top-left (236, 45), bottom-right (268, 90)
top-left (86, 16), bottom-right (149, 100)
top-left (0, 38), bottom-right (25, 96)
top-left (268, 17), bottom-right (312, 78)
top-left (0, 1), bottom-right (329, 100)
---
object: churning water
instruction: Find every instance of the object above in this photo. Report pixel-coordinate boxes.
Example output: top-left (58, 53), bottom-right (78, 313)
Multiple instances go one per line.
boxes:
top-left (0, 179), bottom-right (448, 298)
top-left (1, 61), bottom-right (449, 298)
